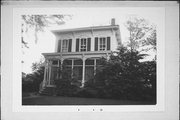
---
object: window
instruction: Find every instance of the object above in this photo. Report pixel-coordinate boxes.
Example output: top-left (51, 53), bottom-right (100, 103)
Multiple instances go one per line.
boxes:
top-left (99, 37), bottom-right (106, 51)
top-left (76, 38), bottom-right (91, 52)
top-left (95, 37), bottom-right (111, 51)
top-left (62, 39), bottom-right (69, 52)
top-left (80, 38), bottom-right (87, 51)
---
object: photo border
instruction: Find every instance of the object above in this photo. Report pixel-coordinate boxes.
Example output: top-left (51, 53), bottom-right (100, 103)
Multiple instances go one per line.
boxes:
top-left (1, 1), bottom-right (179, 120)
top-left (13, 6), bottom-right (165, 112)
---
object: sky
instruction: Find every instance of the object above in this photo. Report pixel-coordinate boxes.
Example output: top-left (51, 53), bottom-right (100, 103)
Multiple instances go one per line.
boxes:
top-left (22, 7), bottom-right (162, 74)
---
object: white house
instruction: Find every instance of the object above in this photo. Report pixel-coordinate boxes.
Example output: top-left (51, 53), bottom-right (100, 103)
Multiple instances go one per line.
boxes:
top-left (39, 19), bottom-right (121, 94)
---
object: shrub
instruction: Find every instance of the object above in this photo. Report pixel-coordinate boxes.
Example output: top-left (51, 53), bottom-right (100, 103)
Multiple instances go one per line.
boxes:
top-left (54, 46), bottom-right (156, 102)
top-left (54, 78), bottom-right (79, 96)
top-left (91, 46), bottom-right (156, 101)
top-left (22, 66), bottom-right (44, 92)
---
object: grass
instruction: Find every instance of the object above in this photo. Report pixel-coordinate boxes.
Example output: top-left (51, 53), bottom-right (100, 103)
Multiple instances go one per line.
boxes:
top-left (22, 95), bottom-right (156, 105)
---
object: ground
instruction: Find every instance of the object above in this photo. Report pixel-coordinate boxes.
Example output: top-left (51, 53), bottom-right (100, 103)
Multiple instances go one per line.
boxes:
top-left (22, 94), bottom-right (155, 105)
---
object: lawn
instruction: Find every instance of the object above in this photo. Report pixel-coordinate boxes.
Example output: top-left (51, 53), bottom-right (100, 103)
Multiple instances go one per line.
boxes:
top-left (22, 95), bottom-right (156, 105)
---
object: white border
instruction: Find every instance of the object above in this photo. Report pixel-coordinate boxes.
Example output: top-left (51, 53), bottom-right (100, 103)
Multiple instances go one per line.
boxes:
top-left (12, 7), bottom-right (165, 112)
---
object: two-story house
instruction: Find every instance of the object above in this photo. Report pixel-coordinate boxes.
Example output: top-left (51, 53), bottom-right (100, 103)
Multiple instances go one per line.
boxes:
top-left (39, 19), bottom-right (121, 94)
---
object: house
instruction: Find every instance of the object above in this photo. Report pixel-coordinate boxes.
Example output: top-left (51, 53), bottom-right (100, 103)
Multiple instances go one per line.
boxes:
top-left (39, 19), bottom-right (121, 94)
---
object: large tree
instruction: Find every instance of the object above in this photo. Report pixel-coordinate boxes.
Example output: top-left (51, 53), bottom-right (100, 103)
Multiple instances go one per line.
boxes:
top-left (21, 15), bottom-right (71, 48)
top-left (125, 16), bottom-right (156, 52)
top-left (93, 45), bottom-right (156, 101)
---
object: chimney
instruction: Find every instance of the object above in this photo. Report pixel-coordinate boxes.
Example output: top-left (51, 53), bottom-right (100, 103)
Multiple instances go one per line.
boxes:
top-left (111, 18), bottom-right (115, 26)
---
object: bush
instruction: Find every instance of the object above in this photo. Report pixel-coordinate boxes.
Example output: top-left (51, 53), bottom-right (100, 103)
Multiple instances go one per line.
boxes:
top-left (91, 46), bottom-right (156, 101)
top-left (53, 46), bottom-right (156, 102)
top-left (22, 66), bottom-right (44, 92)
top-left (55, 78), bottom-right (80, 96)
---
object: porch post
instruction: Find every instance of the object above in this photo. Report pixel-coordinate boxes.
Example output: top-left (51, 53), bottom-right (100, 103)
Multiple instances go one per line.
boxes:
top-left (71, 59), bottom-right (74, 79)
top-left (41, 59), bottom-right (48, 89)
top-left (48, 60), bottom-right (52, 85)
top-left (43, 59), bottom-right (48, 86)
top-left (60, 58), bottom-right (64, 79)
top-left (81, 57), bottom-right (86, 87)
top-left (94, 59), bottom-right (96, 75)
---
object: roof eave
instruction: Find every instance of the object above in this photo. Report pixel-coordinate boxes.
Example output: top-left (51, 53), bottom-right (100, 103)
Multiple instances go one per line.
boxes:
top-left (51, 25), bottom-right (119, 34)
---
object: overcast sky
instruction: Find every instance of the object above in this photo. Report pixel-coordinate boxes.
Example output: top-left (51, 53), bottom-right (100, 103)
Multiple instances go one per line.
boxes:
top-left (22, 7), bottom-right (163, 73)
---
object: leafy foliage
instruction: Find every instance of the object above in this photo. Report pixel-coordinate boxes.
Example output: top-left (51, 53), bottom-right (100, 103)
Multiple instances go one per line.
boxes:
top-left (125, 17), bottom-right (156, 52)
top-left (22, 60), bottom-right (45, 92)
top-left (21, 14), bottom-right (71, 46)
top-left (87, 46), bottom-right (156, 101)
top-left (54, 64), bottom-right (80, 96)
top-left (52, 46), bottom-right (156, 103)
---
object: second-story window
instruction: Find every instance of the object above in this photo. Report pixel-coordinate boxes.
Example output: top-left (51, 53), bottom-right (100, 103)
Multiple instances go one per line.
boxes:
top-left (76, 38), bottom-right (91, 52)
top-left (95, 37), bottom-right (111, 51)
top-left (62, 39), bottom-right (69, 52)
top-left (58, 39), bottom-right (72, 52)
top-left (99, 37), bottom-right (106, 51)
top-left (80, 38), bottom-right (87, 51)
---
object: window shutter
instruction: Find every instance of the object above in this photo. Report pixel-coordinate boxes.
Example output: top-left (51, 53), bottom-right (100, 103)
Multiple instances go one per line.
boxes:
top-left (58, 40), bottom-right (61, 52)
top-left (107, 37), bottom-right (111, 50)
top-left (76, 38), bottom-right (79, 52)
top-left (87, 38), bottom-right (91, 51)
top-left (95, 37), bottom-right (98, 51)
top-left (68, 39), bottom-right (72, 52)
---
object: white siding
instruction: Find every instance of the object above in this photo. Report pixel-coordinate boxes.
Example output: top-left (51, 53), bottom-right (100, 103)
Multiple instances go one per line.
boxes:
top-left (53, 28), bottom-right (120, 52)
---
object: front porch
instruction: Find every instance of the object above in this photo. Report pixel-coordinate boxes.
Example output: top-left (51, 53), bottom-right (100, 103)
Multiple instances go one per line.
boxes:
top-left (40, 51), bottom-right (111, 92)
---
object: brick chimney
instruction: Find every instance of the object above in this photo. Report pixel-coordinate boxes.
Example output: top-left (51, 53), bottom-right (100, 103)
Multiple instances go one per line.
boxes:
top-left (111, 18), bottom-right (115, 25)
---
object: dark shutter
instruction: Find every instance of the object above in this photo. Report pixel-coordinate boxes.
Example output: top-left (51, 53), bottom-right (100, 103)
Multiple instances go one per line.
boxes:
top-left (58, 40), bottom-right (61, 52)
top-left (68, 39), bottom-right (72, 52)
top-left (76, 38), bottom-right (79, 52)
top-left (107, 37), bottom-right (111, 50)
top-left (95, 37), bottom-right (98, 51)
top-left (87, 38), bottom-right (91, 51)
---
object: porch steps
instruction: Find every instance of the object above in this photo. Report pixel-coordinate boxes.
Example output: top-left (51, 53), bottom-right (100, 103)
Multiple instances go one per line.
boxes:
top-left (39, 86), bottom-right (56, 96)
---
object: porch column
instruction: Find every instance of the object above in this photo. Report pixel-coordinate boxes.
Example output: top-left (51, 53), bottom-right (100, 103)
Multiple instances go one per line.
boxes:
top-left (71, 59), bottom-right (74, 79)
top-left (44, 60), bottom-right (48, 84)
top-left (81, 57), bottom-right (86, 87)
top-left (42, 59), bottom-right (48, 88)
top-left (94, 59), bottom-right (96, 75)
top-left (60, 58), bottom-right (64, 79)
top-left (48, 60), bottom-right (52, 85)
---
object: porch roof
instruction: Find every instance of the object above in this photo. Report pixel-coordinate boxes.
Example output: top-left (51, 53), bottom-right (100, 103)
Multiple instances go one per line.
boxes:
top-left (42, 51), bottom-right (111, 60)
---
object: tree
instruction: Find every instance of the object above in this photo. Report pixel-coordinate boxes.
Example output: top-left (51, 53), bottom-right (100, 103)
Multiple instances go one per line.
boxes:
top-left (93, 45), bottom-right (156, 101)
top-left (125, 16), bottom-right (156, 52)
top-left (22, 59), bottom-right (45, 92)
top-left (21, 15), bottom-right (71, 47)
top-left (54, 62), bottom-right (79, 96)
top-left (31, 58), bottom-right (44, 72)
